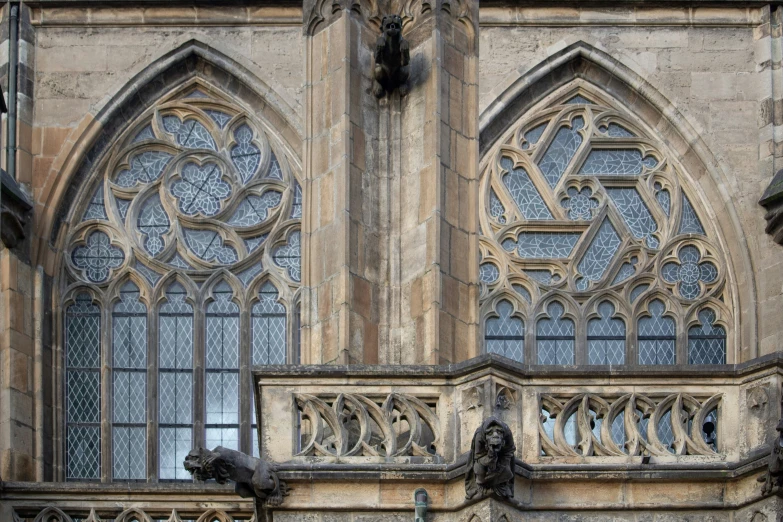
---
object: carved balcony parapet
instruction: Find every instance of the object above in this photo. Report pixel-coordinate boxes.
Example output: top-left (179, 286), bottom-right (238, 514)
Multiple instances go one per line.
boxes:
top-left (539, 392), bottom-right (722, 458)
top-left (254, 354), bottom-right (783, 473)
top-left (294, 392), bottom-right (442, 459)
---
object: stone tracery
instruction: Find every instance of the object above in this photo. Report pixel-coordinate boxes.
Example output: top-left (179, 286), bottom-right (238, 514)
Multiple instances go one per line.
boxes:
top-left (60, 82), bottom-right (302, 481)
top-left (479, 84), bottom-right (731, 365)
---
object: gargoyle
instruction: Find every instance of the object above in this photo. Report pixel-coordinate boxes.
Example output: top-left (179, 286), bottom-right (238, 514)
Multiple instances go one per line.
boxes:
top-left (372, 14), bottom-right (410, 98)
top-left (184, 446), bottom-right (288, 506)
top-left (758, 392), bottom-right (783, 494)
top-left (465, 416), bottom-right (516, 499)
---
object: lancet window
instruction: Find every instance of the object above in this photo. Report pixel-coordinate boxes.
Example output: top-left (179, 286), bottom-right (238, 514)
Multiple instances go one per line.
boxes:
top-left (480, 83), bottom-right (731, 365)
top-left (60, 82), bottom-right (301, 481)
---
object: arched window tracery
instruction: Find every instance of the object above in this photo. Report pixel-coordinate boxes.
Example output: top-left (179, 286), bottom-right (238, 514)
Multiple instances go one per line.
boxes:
top-left (479, 82), bottom-right (731, 365)
top-left (60, 82), bottom-right (301, 481)
top-left (484, 299), bottom-right (525, 362)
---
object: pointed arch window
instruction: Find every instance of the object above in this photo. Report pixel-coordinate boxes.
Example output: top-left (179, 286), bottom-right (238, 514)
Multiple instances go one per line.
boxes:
top-left (65, 293), bottom-right (102, 481)
top-left (158, 282), bottom-right (194, 481)
top-left (205, 282), bottom-right (240, 450)
top-left (587, 301), bottom-right (625, 365)
top-left (478, 82), bottom-right (731, 366)
top-left (688, 309), bottom-right (726, 365)
top-left (59, 82), bottom-right (301, 481)
top-left (111, 282), bottom-right (148, 480)
top-left (484, 300), bottom-right (525, 362)
top-left (637, 300), bottom-right (676, 365)
top-left (536, 302), bottom-right (574, 365)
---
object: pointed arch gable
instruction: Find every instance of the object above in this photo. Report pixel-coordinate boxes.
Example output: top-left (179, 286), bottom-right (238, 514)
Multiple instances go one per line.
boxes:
top-left (478, 41), bottom-right (755, 360)
top-left (43, 39), bottom-right (303, 257)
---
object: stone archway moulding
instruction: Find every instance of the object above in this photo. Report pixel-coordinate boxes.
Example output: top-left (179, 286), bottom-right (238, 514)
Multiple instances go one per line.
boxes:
top-left (477, 41), bottom-right (757, 360)
top-left (36, 39), bottom-right (303, 271)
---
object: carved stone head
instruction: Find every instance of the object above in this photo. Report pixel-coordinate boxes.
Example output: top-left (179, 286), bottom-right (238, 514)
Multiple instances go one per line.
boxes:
top-left (381, 14), bottom-right (403, 39)
top-left (183, 447), bottom-right (231, 484)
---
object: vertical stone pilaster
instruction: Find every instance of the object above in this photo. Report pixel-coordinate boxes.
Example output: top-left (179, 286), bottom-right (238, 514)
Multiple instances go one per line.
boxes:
top-left (301, 0), bottom-right (479, 365)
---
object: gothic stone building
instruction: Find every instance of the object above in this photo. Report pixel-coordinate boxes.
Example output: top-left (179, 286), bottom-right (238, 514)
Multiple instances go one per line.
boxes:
top-left (1, 0), bottom-right (782, 520)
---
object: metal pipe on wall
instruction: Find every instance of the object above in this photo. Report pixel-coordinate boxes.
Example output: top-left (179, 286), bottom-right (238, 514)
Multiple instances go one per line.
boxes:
top-left (34, 265), bottom-right (44, 481)
top-left (5, 3), bottom-right (19, 179)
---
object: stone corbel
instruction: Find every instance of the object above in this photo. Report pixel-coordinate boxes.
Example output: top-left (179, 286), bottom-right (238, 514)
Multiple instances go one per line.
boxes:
top-left (1, 168), bottom-right (33, 250)
top-left (760, 168), bottom-right (783, 245)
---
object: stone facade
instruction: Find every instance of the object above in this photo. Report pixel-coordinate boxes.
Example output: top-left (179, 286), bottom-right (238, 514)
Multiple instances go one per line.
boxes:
top-left (0, 0), bottom-right (782, 520)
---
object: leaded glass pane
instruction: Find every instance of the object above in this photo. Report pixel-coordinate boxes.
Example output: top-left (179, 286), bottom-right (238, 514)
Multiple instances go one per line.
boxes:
top-left (485, 300), bottom-right (524, 362)
top-left (658, 410), bottom-right (675, 452)
top-left (512, 284), bottom-right (531, 303)
top-left (508, 232), bottom-right (581, 258)
top-left (115, 151), bottom-right (173, 187)
top-left (291, 181), bottom-right (302, 218)
top-left (611, 415), bottom-right (626, 452)
top-left (273, 231), bottom-right (301, 282)
top-left (172, 163), bottom-right (231, 217)
top-left (638, 300), bottom-right (675, 365)
top-left (159, 283), bottom-right (194, 480)
top-left (630, 284), bottom-right (649, 303)
top-left (132, 124), bottom-right (155, 142)
top-left (562, 186), bottom-right (598, 220)
top-left (489, 188), bottom-right (507, 223)
top-left (245, 234), bottom-right (268, 254)
top-left (252, 282), bottom-right (287, 365)
top-left (184, 229), bottom-right (238, 265)
top-left (66, 294), bottom-right (101, 481)
top-left (237, 262), bottom-right (264, 287)
top-left (159, 427), bottom-right (192, 480)
top-left (654, 183), bottom-right (671, 216)
top-left (688, 309), bottom-right (726, 364)
top-left (537, 302), bottom-right (574, 365)
top-left (500, 157), bottom-right (553, 220)
top-left (578, 149), bottom-right (647, 176)
top-left (587, 301), bottom-right (625, 365)
top-left (602, 123), bottom-right (635, 137)
top-left (679, 194), bottom-right (705, 235)
top-left (479, 263), bottom-right (499, 283)
top-left (83, 183), bottom-right (108, 221)
top-left (524, 270), bottom-right (559, 285)
top-left (112, 426), bottom-right (146, 480)
top-left (206, 283), bottom-right (240, 450)
top-left (205, 110), bottom-right (232, 129)
top-left (138, 195), bottom-right (170, 256)
top-left (162, 115), bottom-right (217, 150)
top-left (71, 230), bottom-right (124, 283)
top-left (565, 95), bottom-right (592, 105)
top-left (612, 257), bottom-right (637, 285)
top-left (111, 282), bottom-right (147, 480)
top-left (115, 197), bottom-right (131, 222)
top-left (269, 152), bottom-right (284, 180)
top-left (231, 124), bottom-right (262, 183)
top-left (228, 191), bottom-right (282, 227)
top-left (522, 122), bottom-right (548, 148)
top-left (576, 219), bottom-right (621, 289)
top-left (135, 262), bottom-right (161, 286)
top-left (537, 117), bottom-right (584, 188)
top-left (606, 188), bottom-right (658, 248)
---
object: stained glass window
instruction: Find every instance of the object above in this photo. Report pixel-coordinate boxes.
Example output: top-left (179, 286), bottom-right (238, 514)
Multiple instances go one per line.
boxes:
top-left (479, 86), bottom-right (730, 366)
top-left (638, 300), bottom-right (675, 365)
top-left (62, 84), bottom-right (301, 481)
top-left (485, 300), bottom-right (525, 362)
top-left (112, 282), bottom-right (147, 480)
top-left (688, 309), bottom-right (726, 365)
top-left (587, 302), bottom-right (625, 365)
top-left (66, 294), bottom-right (102, 481)
top-left (537, 302), bottom-right (574, 365)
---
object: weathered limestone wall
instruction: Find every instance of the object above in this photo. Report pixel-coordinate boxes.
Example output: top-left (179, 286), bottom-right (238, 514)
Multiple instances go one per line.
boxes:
top-left (476, 5), bottom-right (782, 359)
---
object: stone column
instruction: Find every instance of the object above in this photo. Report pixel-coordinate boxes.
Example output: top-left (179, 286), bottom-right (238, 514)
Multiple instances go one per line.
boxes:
top-left (301, 0), bottom-right (479, 365)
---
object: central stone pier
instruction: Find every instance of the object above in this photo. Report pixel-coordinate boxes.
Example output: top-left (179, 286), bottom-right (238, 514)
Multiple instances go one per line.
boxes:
top-left (301, 0), bottom-right (480, 366)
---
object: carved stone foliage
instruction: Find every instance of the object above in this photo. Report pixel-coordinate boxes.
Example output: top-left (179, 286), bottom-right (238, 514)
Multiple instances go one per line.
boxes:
top-left (539, 392), bottom-right (722, 457)
top-left (184, 446), bottom-right (289, 506)
top-left (465, 416), bottom-right (516, 500)
top-left (479, 82), bottom-right (732, 362)
top-left (294, 393), bottom-right (441, 459)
